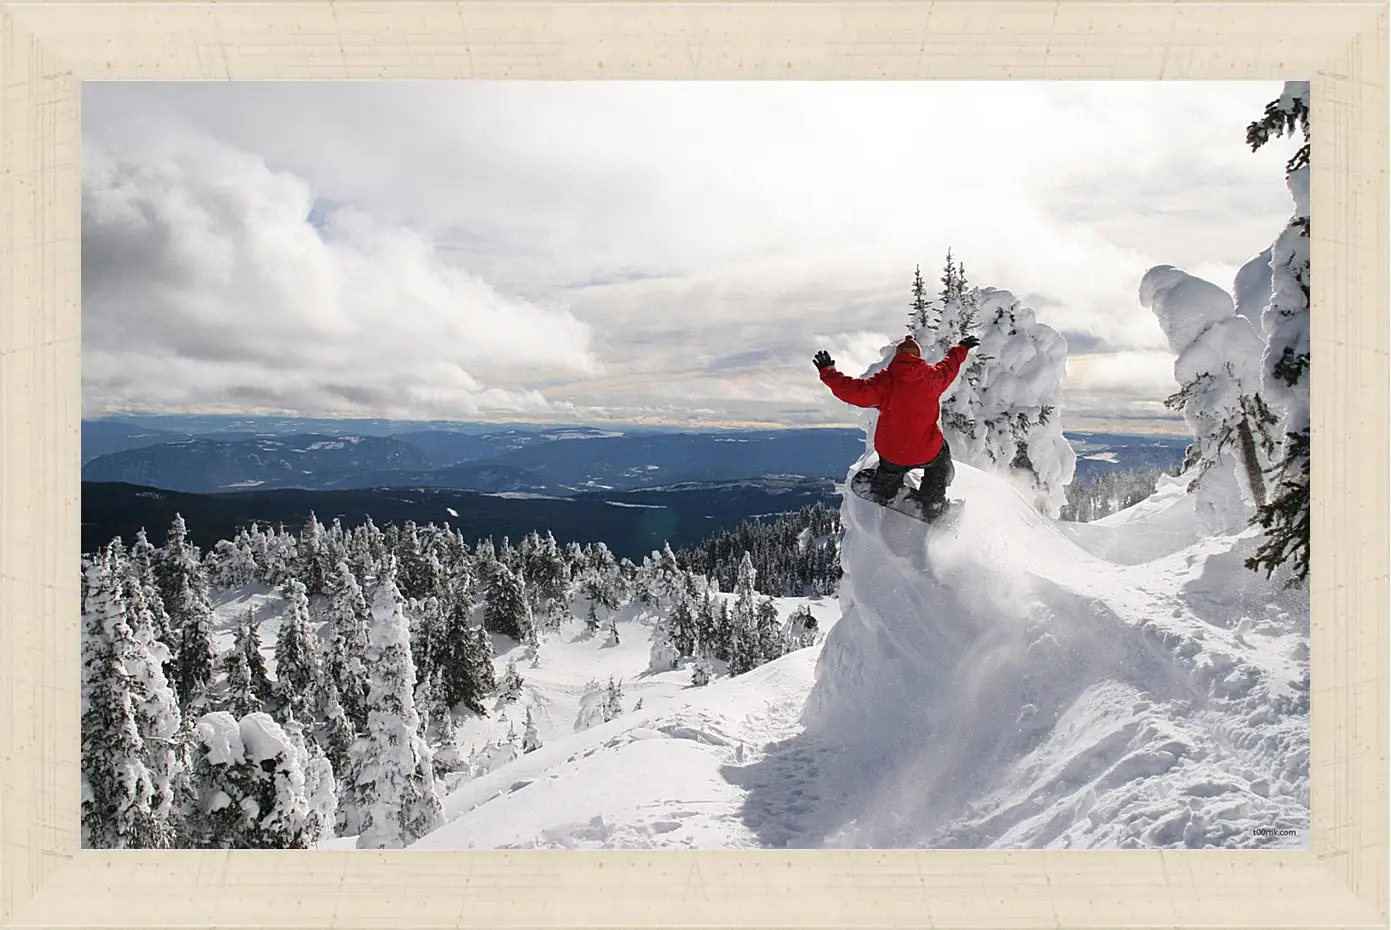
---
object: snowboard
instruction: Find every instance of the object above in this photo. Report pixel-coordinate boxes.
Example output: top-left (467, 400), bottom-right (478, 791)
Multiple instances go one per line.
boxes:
top-left (848, 468), bottom-right (965, 529)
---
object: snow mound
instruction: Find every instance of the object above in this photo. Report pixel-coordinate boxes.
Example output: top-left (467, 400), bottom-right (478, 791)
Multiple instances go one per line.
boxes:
top-left (792, 461), bottom-right (1307, 848)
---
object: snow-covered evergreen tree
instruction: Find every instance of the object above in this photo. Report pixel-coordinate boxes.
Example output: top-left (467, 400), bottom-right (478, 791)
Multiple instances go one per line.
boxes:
top-left (351, 556), bottom-right (445, 849)
top-left (80, 549), bottom-right (164, 848)
top-left (754, 597), bottom-right (785, 666)
top-left (325, 561), bottom-right (372, 731)
top-left (900, 259), bottom-right (1077, 516)
top-left (410, 593), bottom-right (449, 699)
top-left (667, 587), bottom-right (700, 659)
top-left (522, 530), bottom-right (571, 630)
top-left (436, 570), bottom-right (495, 716)
top-left (602, 678), bottom-right (625, 722)
top-left (497, 658), bottom-right (524, 706)
top-left (274, 579), bottom-right (322, 721)
top-left (207, 534), bottom-right (259, 588)
top-left (483, 562), bottom-right (533, 643)
top-left (1140, 264), bottom-right (1277, 533)
top-left (727, 553), bottom-right (762, 675)
top-left (432, 707), bottom-right (468, 776)
top-left (184, 711), bottom-right (314, 848)
top-left (130, 528), bottom-right (175, 654)
top-left (580, 542), bottom-right (621, 624)
top-left (909, 263), bottom-right (935, 330)
top-left (573, 680), bottom-right (611, 732)
top-left (222, 613), bottom-right (265, 718)
top-left (785, 604), bottom-right (820, 650)
top-left (297, 512), bottom-right (333, 596)
top-left (320, 686), bottom-right (356, 787)
top-left (647, 619), bottom-right (681, 672)
top-left (1244, 81), bottom-right (1312, 585)
top-left (691, 660), bottom-right (712, 688)
top-left (113, 549), bottom-right (184, 832)
top-left (281, 713), bottom-right (337, 846)
top-left (522, 708), bottom-right (542, 754)
top-left (157, 514), bottom-right (218, 713)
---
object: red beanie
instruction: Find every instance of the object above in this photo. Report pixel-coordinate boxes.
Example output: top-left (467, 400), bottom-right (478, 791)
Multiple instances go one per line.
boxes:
top-left (896, 335), bottom-right (922, 356)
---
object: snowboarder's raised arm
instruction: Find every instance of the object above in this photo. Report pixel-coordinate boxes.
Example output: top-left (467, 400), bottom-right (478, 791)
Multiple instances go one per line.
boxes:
top-left (930, 336), bottom-right (977, 389)
top-left (814, 350), bottom-right (888, 408)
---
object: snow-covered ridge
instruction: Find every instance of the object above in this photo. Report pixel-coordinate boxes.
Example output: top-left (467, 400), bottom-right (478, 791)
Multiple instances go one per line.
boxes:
top-left (390, 461), bottom-right (1306, 851)
top-left (795, 461), bottom-right (1307, 848)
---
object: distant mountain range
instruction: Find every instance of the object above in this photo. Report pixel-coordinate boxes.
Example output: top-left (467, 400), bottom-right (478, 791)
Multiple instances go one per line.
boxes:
top-left (82, 425), bottom-right (869, 494)
top-left (80, 416), bottom-right (1189, 559)
top-left (1068, 431), bottom-right (1190, 484)
top-left (82, 418), bottom-right (1187, 495)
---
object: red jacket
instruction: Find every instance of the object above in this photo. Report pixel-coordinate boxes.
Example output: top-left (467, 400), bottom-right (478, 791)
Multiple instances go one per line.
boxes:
top-left (819, 344), bottom-right (969, 466)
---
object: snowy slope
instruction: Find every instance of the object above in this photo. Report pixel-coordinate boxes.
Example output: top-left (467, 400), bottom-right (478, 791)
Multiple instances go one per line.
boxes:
top-left (412, 640), bottom-right (829, 849)
top-left (392, 461), bottom-right (1306, 850)
top-left (796, 461), bottom-right (1307, 849)
top-left (213, 458), bottom-right (1307, 851)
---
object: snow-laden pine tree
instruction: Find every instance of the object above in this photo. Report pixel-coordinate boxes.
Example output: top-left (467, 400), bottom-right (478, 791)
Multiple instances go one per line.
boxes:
top-left (484, 561), bottom-right (533, 643)
top-left (351, 556), bottom-right (445, 849)
top-left (156, 514), bottom-right (218, 713)
top-left (320, 685), bottom-right (356, 788)
top-left (647, 619), bottom-right (681, 672)
top-left (325, 561), bottom-right (372, 731)
top-left (523, 530), bottom-right (571, 630)
top-left (497, 658), bottom-right (524, 706)
top-left (898, 257), bottom-right (1077, 516)
top-left (755, 597), bottom-right (785, 666)
top-left (410, 593), bottom-right (448, 701)
top-left (727, 553), bottom-right (762, 675)
top-left (297, 512), bottom-right (333, 596)
top-left (130, 528), bottom-right (175, 657)
top-left (182, 712), bottom-right (246, 847)
top-left (1140, 265), bottom-right (1277, 533)
top-left (785, 604), bottom-right (820, 650)
top-left (274, 578), bottom-right (323, 722)
top-left (667, 587), bottom-right (700, 660)
top-left (579, 542), bottom-right (621, 631)
top-left (908, 263), bottom-right (935, 331)
top-left (691, 661), bottom-right (712, 687)
top-left (281, 712), bottom-right (337, 847)
top-left (573, 680), bottom-right (611, 732)
top-left (869, 254), bottom-right (1078, 516)
top-left (207, 538), bottom-right (254, 588)
top-left (432, 706), bottom-right (468, 777)
top-left (302, 745), bottom-right (338, 847)
top-left (603, 678), bottom-right (625, 722)
top-left (81, 548), bottom-right (165, 848)
top-left (184, 711), bottom-right (314, 848)
top-left (1243, 81), bottom-right (1312, 585)
top-left (522, 708), bottom-right (542, 753)
top-left (221, 612), bottom-right (265, 718)
top-left (436, 571), bottom-right (495, 716)
top-left (652, 542), bottom-right (685, 604)
top-left (115, 550), bottom-right (184, 832)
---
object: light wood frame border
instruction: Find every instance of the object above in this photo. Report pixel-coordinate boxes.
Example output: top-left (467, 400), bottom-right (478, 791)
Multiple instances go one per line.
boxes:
top-left (0, 2), bottom-right (1385, 927)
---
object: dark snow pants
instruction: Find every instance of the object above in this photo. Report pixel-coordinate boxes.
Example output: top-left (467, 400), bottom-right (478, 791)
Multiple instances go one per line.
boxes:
top-left (870, 441), bottom-right (955, 507)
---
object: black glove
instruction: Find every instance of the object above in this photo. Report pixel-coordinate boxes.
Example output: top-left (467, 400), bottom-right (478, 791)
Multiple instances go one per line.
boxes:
top-left (960, 335), bottom-right (980, 349)
top-left (813, 350), bottom-right (834, 370)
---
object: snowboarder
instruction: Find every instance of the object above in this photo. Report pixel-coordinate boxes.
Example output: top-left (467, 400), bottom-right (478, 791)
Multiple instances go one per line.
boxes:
top-left (813, 333), bottom-right (979, 519)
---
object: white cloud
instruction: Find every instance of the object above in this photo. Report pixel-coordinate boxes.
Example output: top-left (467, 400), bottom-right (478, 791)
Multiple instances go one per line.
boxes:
top-left (80, 80), bottom-right (1300, 431)
top-left (81, 130), bottom-right (602, 419)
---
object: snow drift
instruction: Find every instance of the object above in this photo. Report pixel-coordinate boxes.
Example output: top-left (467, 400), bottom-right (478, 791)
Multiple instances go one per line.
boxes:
top-left (794, 458), bottom-right (1308, 848)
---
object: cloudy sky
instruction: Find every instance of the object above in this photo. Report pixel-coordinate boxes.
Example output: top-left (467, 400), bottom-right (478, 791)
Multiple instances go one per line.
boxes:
top-left (81, 81), bottom-right (1299, 433)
